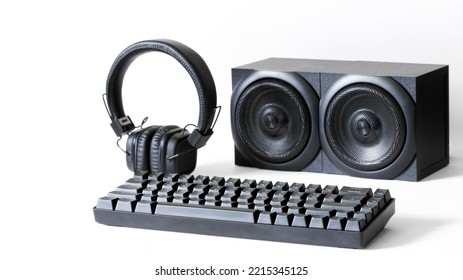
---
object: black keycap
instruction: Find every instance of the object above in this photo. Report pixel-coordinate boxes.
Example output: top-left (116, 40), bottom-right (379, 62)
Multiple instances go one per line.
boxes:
top-left (341, 195), bottom-right (368, 205)
top-left (255, 188), bottom-right (275, 199)
top-left (187, 198), bottom-right (205, 205)
top-left (237, 195), bottom-right (254, 203)
top-left (361, 205), bottom-right (380, 216)
top-left (205, 193), bottom-right (222, 201)
top-left (221, 201), bottom-right (238, 208)
top-left (269, 205), bottom-right (288, 213)
top-left (223, 186), bottom-right (242, 195)
top-left (305, 184), bottom-right (322, 193)
top-left (336, 210), bottom-right (354, 219)
top-left (156, 196), bottom-right (173, 203)
top-left (269, 196), bottom-right (288, 206)
top-left (323, 185), bottom-right (339, 194)
top-left (253, 203), bottom-right (271, 212)
top-left (176, 183), bottom-right (195, 193)
top-left (303, 201), bottom-right (322, 208)
top-left (289, 192), bottom-right (308, 201)
top-left (224, 177), bottom-right (241, 187)
top-left (275, 213), bottom-right (294, 226)
top-left (366, 197), bottom-right (386, 210)
top-left (146, 181), bottom-right (163, 190)
top-left (257, 212), bottom-right (276, 225)
top-left (115, 199), bottom-right (137, 212)
top-left (173, 190), bottom-right (190, 199)
top-left (116, 184), bottom-right (146, 194)
top-left (286, 198), bottom-right (304, 208)
top-left (289, 183), bottom-right (305, 192)
top-left (273, 181), bottom-right (289, 190)
top-left (354, 211), bottom-right (373, 223)
top-left (207, 185), bottom-right (225, 195)
top-left (323, 193), bottom-right (340, 203)
top-left (273, 189), bottom-right (291, 199)
top-left (320, 202), bottom-right (361, 212)
top-left (160, 182), bottom-right (179, 192)
top-left (172, 197), bottom-right (189, 204)
top-left (345, 218), bottom-right (367, 231)
top-left (135, 201), bottom-right (157, 214)
top-left (309, 215), bottom-right (329, 229)
top-left (256, 180), bottom-right (273, 189)
top-left (163, 173), bottom-right (179, 182)
top-left (142, 186), bottom-right (160, 195)
top-left (220, 193), bottom-right (238, 202)
top-left (305, 207), bottom-right (336, 217)
top-left (241, 179), bottom-right (257, 188)
top-left (209, 176), bottom-right (225, 186)
top-left (204, 200), bottom-right (221, 206)
top-left (124, 178), bottom-right (149, 187)
top-left (107, 191), bottom-right (142, 201)
top-left (157, 188), bottom-right (176, 197)
top-left (287, 207), bottom-right (304, 215)
top-left (140, 194), bottom-right (157, 202)
top-left (240, 188), bottom-right (259, 197)
top-left (292, 214), bottom-right (311, 227)
top-left (374, 188), bottom-right (392, 204)
top-left (236, 202), bottom-right (254, 209)
top-left (96, 197), bottom-right (118, 210)
top-left (305, 193), bottom-right (323, 203)
top-left (327, 217), bottom-right (347, 230)
top-left (155, 203), bottom-right (260, 223)
top-left (340, 186), bottom-right (373, 197)
top-left (193, 175), bottom-right (210, 185)
top-left (148, 172), bottom-right (164, 181)
top-left (189, 190), bottom-right (206, 199)
top-left (178, 174), bottom-right (194, 183)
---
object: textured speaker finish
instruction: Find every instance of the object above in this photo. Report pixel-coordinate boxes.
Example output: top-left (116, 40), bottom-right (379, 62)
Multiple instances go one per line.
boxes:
top-left (231, 70), bottom-right (320, 171)
top-left (232, 58), bottom-right (449, 181)
top-left (235, 78), bottom-right (310, 163)
top-left (320, 75), bottom-right (416, 179)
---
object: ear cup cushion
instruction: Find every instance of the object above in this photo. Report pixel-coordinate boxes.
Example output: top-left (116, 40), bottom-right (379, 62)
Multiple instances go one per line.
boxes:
top-left (126, 126), bottom-right (160, 172)
top-left (150, 125), bottom-right (181, 172)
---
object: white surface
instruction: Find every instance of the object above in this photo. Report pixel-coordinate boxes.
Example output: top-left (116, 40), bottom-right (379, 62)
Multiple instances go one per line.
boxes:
top-left (1, 1), bottom-right (462, 279)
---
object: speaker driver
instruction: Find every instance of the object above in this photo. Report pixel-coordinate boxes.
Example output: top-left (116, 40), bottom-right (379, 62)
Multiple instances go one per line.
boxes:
top-left (325, 83), bottom-right (406, 171)
top-left (235, 78), bottom-right (310, 163)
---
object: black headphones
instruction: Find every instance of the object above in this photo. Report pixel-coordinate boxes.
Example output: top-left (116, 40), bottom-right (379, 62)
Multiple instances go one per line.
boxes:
top-left (104, 39), bottom-right (218, 174)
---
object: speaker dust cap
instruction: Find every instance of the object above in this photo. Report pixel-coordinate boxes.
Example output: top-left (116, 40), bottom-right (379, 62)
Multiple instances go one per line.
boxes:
top-left (231, 71), bottom-right (319, 170)
top-left (320, 75), bottom-right (415, 179)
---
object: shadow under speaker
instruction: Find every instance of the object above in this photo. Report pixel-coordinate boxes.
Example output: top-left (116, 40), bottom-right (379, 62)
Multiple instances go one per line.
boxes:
top-left (231, 58), bottom-right (449, 181)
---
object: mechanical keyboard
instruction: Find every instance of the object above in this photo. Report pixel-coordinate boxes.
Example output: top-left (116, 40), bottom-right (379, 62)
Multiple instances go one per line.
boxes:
top-left (93, 172), bottom-right (395, 248)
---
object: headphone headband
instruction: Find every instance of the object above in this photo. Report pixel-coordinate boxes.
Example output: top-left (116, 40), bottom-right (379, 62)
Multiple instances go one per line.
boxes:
top-left (105, 39), bottom-right (217, 149)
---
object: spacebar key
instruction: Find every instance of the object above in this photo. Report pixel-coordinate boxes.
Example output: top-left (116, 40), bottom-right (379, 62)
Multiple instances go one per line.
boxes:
top-left (155, 203), bottom-right (259, 223)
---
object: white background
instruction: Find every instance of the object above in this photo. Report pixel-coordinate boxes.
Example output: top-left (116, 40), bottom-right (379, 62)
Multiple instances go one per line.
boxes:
top-left (1, 0), bottom-right (462, 279)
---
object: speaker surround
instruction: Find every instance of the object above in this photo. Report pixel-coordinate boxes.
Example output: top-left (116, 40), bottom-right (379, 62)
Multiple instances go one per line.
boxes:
top-left (231, 70), bottom-right (320, 171)
top-left (231, 58), bottom-right (449, 181)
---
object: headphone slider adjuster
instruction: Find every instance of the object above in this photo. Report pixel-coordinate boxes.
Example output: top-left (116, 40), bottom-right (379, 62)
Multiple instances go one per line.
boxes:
top-left (111, 116), bottom-right (135, 137)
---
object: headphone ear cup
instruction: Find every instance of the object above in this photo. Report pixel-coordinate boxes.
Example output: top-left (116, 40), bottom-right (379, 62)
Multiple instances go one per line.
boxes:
top-left (150, 125), bottom-right (181, 172)
top-left (126, 126), bottom-right (160, 172)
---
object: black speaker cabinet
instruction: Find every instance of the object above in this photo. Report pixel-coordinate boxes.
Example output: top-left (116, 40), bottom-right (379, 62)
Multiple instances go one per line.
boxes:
top-left (231, 58), bottom-right (449, 181)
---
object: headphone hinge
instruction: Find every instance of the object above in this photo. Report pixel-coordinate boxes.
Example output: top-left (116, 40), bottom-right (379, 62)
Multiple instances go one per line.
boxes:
top-left (111, 116), bottom-right (135, 137)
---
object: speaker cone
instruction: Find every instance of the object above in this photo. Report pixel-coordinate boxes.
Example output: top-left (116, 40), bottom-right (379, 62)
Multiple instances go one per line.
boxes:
top-left (325, 83), bottom-right (406, 171)
top-left (235, 78), bottom-right (310, 164)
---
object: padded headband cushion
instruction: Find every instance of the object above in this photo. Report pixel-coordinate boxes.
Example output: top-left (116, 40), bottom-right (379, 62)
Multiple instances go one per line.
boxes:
top-left (106, 39), bottom-right (217, 135)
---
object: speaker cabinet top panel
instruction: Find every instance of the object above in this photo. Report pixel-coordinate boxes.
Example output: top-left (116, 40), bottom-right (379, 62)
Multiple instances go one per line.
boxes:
top-left (234, 58), bottom-right (447, 78)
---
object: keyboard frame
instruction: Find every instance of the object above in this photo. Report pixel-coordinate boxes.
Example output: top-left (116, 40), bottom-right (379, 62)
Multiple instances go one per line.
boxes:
top-left (93, 198), bottom-right (395, 249)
